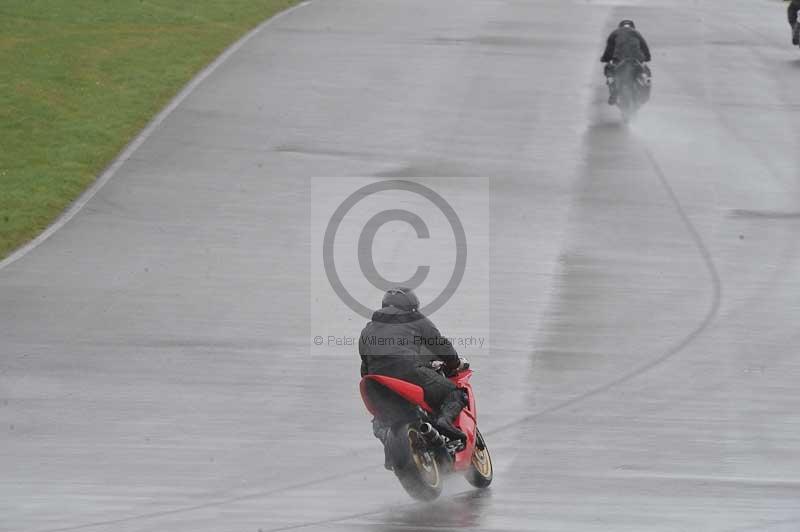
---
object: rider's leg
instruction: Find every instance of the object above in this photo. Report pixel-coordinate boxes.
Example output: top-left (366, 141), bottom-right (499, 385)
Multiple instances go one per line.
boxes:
top-left (364, 379), bottom-right (408, 471)
top-left (372, 417), bottom-right (393, 470)
top-left (604, 63), bottom-right (617, 105)
top-left (639, 63), bottom-right (652, 103)
top-left (372, 416), bottom-right (390, 441)
top-left (793, 23), bottom-right (799, 45)
top-left (402, 366), bottom-right (467, 441)
top-left (434, 388), bottom-right (467, 441)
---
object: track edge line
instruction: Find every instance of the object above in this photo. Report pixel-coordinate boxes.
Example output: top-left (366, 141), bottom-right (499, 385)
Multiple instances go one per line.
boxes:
top-left (0, 0), bottom-right (312, 272)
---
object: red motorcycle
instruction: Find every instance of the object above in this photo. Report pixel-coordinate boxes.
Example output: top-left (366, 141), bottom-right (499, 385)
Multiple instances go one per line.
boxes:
top-left (359, 361), bottom-right (493, 501)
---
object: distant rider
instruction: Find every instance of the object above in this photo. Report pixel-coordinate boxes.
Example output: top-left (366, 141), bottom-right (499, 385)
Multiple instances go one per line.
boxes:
top-left (601, 20), bottom-right (652, 105)
top-left (359, 288), bottom-right (468, 449)
top-left (789, 0), bottom-right (800, 45)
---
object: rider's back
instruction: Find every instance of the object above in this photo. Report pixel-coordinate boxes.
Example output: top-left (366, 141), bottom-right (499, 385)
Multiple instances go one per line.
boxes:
top-left (607, 27), bottom-right (650, 62)
top-left (359, 307), bottom-right (449, 376)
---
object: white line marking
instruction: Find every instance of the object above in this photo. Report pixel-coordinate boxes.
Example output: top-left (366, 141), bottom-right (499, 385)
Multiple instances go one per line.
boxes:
top-left (0, 1), bottom-right (311, 272)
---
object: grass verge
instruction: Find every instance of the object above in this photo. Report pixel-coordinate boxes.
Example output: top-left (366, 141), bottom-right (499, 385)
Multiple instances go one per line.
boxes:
top-left (0, 0), bottom-right (298, 260)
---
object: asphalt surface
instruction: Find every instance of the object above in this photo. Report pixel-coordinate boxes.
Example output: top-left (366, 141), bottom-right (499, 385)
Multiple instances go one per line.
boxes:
top-left (3, 0), bottom-right (800, 531)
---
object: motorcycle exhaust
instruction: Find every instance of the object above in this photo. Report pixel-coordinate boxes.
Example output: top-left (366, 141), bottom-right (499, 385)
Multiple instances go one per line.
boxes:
top-left (419, 423), bottom-right (445, 447)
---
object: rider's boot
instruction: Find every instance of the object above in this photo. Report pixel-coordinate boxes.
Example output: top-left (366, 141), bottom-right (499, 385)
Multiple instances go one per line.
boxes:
top-left (793, 24), bottom-right (799, 45)
top-left (604, 62), bottom-right (617, 105)
top-left (434, 390), bottom-right (467, 441)
top-left (383, 445), bottom-right (392, 470)
top-left (372, 417), bottom-right (393, 470)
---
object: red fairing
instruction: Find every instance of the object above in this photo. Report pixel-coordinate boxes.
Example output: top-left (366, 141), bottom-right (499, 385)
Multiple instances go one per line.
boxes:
top-left (450, 369), bottom-right (478, 469)
top-left (452, 369), bottom-right (474, 390)
top-left (360, 375), bottom-right (435, 413)
top-left (359, 379), bottom-right (380, 417)
top-left (454, 408), bottom-right (477, 469)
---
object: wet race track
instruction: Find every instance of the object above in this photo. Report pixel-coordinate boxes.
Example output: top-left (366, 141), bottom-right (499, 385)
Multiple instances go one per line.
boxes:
top-left (3, 0), bottom-right (800, 530)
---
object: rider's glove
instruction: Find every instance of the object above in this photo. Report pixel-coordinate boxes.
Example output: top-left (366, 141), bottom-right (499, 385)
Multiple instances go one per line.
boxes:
top-left (430, 360), bottom-right (446, 371)
top-left (432, 357), bottom-right (470, 375)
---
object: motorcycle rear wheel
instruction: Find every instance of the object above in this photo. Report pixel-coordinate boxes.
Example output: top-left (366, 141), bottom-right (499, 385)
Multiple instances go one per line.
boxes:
top-left (390, 424), bottom-right (443, 501)
top-left (620, 98), bottom-right (637, 123)
top-left (465, 428), bottom-right (493, 488)
top-left (618, 86), bottom-right (636, 123)
top-left (616, 69), bottom-right (640, 123)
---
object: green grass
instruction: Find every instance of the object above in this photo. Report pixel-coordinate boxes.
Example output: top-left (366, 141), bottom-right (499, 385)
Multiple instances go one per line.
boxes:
top-left (0, 0), bottom-right (298, 259)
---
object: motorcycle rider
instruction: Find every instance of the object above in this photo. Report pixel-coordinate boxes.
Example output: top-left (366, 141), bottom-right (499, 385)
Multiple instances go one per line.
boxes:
top-left (359, 287), bottom-right (467, 448)
top-left (789, 0), bottom-right (800, 45)
top-left (601, 20), bottom-right (652, 105)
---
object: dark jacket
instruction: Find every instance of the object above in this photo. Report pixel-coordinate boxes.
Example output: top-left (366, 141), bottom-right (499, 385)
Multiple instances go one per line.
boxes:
top-left (790, 0), bottom-right (800, 27)
top-left (359, 306), bottom-right (459, 377)
top-left (601, 27), bottom-right (651, 63)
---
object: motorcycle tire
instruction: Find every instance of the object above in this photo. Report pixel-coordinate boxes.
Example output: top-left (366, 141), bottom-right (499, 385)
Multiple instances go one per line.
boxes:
top-left (465, 428), bottom-right (493, 488)
top-left (619, 85), bottom-right (637, 124)
top-left (389, 423), bottom-right (443, 501)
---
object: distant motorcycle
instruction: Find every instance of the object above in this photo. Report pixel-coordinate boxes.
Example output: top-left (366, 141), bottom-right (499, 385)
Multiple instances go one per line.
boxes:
top-left (359, 360), bottom-right (493, 501)
top-left (610, 58), bottom-right (652, 122)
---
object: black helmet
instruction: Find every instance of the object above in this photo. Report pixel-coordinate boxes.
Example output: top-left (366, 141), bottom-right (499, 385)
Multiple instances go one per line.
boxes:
top-left (381, 287), bottom-right (420, 311)
top-left (619, 20), bottom-right (636, 29)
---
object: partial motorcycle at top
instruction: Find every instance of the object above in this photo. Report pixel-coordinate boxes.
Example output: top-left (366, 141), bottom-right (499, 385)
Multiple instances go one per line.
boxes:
top-left (602, 19), bottom-right (653, 123)
top-left (600, 3), bottom-right (799, 123)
